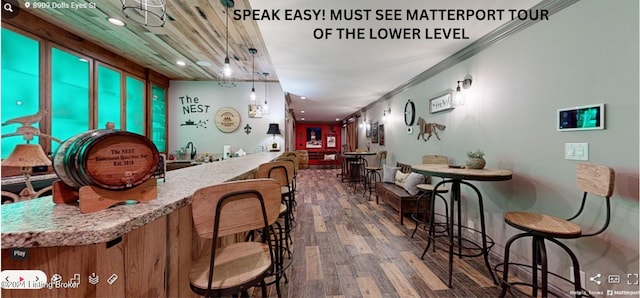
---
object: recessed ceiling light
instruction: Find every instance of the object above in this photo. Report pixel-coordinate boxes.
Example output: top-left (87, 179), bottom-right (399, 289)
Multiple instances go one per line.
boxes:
top-left (176, 60), bottom-right (186, 66)
top-left (107, 17), bottom-right (126, 27)
top-left (301, 96), bottom-right (307, 100)
top-left (196, 61), bottom-right (211, 67)
top-left (301, 117), bottom-right (305, 121)
top-left (336, 118), bottom-right (340, 121)
top-left (301, 110), bottom-right (305, 113)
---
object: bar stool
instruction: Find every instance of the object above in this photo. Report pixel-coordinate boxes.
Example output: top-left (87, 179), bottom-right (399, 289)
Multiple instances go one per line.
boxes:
top-left (256, 160), bottom-right (295, 237)
top-left (411, 183), bottom-right (449, 238)
top-left (256, 161), bottom-right (296, 296)
top-left (276, 156), bottom-right (299, 210)
top-left (499, 163), bottom-right (615, 297)
top-left (189, 179), bottom-right (281, 298)
top-left (363, 151), bottom-right (386, 199)
top-left (411, 155), bottom-right (450, 238)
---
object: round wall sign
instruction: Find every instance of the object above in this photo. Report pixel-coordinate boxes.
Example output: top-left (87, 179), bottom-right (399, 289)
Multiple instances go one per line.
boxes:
top-left (214, 107), bottom-right (241, 133)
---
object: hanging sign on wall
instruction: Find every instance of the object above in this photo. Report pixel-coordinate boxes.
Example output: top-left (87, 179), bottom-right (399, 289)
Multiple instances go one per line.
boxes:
top-left (429, 92), bottom-right (454, 114)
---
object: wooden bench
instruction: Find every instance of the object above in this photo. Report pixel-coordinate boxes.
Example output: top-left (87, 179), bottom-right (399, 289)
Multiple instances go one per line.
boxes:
top-left (375, 162), bottom-right (429, 225)
top-left (315, 150), bottom-right (340, 169)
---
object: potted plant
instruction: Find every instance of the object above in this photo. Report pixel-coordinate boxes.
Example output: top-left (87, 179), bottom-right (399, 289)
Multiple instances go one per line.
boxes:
top-left (466, 150), bottom-right (486, 169)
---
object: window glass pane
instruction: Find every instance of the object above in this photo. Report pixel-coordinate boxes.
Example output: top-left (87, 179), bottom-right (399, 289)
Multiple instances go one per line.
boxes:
top-left (51, 47), bottom-right (90, 154)
top-left (97, 65), bottom-right (121, 129)
top-left (125, 76), bottom-right (144, 134)
top-left (1, 28), bottom-right (40, 158)
top-left (151, 84), bottom-right (166, 152)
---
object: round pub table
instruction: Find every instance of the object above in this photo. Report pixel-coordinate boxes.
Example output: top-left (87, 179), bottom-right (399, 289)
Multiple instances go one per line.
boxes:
top-left (344, 152), bottom-right (376, 191)
top-left (411, 164), bottom-right (512, 288)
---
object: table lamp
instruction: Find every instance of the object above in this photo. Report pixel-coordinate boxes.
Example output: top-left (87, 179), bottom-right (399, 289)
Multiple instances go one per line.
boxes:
top-left (2, 144), bottom-right (52, 199)
top-left (266, 123), bottom-right (281, 151)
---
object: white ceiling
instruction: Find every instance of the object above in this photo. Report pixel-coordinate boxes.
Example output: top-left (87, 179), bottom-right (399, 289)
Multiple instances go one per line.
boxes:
top-left (249, 0), bottom-right (541, 122)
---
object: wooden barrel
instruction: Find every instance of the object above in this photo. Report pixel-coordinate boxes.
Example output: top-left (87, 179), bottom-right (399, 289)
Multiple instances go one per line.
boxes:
top-left (53, 130), bottom-right (160, 190)
top-left (297, 150), bottom-right (309, 169)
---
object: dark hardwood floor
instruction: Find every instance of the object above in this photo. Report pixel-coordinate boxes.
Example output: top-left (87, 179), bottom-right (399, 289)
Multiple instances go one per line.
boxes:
top-left (251, 168), bottom-right (521, 298)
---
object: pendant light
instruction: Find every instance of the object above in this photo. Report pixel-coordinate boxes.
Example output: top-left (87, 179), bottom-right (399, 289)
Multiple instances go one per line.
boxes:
top-left (121, 0), bottom-right (166, 27)
top-left (262, 72), bottom-right (270, 115)
top-left (248, 48), bottom-right (258, 105)
top-left (218, 0), bottom-right (236, 87)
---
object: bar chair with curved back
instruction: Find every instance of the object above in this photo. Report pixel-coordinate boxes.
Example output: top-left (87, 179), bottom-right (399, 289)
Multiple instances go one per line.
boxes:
top-left (265, 159), bottom-right (297, 223)
top-left (189, 178), bottom-right (281, 298)
top-left (411, 155), bottom-right (450, 238)
top-left (256, 160), bottom-right (296, 295)
top-left (364, 150), bottom-right (387, 199)
top-left (277, 155), bottom-right (299, 199)
top-left (499, 163), bottom-right (615, 297)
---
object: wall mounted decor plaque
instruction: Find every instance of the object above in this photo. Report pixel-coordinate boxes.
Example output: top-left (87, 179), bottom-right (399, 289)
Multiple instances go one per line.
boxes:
top-left (214, 107), bottom-right (241, 133)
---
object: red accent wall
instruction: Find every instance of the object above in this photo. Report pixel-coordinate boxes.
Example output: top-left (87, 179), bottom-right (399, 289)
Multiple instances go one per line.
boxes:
top-left (295, 123), bottom-right (341, 165)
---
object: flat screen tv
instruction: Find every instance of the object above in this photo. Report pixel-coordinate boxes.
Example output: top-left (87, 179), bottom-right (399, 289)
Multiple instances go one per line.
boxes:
top-left (557, 103), bottom-right (605, 131)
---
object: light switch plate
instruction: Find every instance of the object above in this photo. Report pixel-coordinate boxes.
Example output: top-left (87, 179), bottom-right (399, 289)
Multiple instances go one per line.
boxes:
top-left (565, 143), bottom-right (589, 160)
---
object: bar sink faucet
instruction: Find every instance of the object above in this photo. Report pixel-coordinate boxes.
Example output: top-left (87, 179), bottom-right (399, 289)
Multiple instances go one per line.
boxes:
top-left (185, 142), bottom-right (196, 160)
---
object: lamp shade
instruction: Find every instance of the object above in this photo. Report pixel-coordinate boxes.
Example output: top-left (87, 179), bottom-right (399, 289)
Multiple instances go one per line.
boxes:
top-left (266, 123), bottom-right (281, 135)
top-left (2, 144), bottom-right (52, 167)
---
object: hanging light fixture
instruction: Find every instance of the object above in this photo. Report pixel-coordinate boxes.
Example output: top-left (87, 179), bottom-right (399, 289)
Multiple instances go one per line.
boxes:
top-left (262, 72), bottom-right (270, 115)
top-left (248, 48), bottom-right (258, 105)
top-left (218, 0), bottom-right (236, 87)
top-left (121, 0), bottom-right (166, 27)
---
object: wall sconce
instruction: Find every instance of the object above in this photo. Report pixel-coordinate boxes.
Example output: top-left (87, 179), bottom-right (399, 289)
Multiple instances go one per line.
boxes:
top-left (454, 74), bottom-right (473, 106)
top-left (383, 107), bottom-right (391, 121)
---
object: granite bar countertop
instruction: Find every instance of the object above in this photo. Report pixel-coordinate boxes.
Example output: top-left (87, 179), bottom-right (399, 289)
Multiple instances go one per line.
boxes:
top-left (1, 152), bottom-right (282, 248)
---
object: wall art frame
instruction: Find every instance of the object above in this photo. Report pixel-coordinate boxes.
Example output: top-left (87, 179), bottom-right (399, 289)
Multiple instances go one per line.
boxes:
top-left (326, 134), bottom-right (337, 148)
top-left (306, 127), bottom-right (322, 148)
top-left (371, 121), bottom-right (379, 143)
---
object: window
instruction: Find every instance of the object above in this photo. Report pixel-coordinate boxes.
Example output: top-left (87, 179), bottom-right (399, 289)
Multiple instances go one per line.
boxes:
top-left (50, 47), bottom-right (90, 153)
top-left (126, 76), bottom-right (145, 134)
top-left (97, 65), bottom-right (122, 129)
top-left (1, 28), bottom-right (40, 158)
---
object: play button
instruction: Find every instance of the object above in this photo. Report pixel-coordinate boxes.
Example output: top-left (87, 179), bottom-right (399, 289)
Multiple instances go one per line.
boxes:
top-left (0, 270), bottom-right (48, 289)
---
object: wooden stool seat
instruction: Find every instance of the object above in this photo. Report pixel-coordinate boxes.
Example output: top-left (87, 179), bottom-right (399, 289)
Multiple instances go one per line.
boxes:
top-left (365, 166), bottom-right (382, 171)
top-left (499, 163), bottom-right (615, 298)
top-left (504, 211), bottom-right (582, 238)
top-left (416, 183), bottom-right (449, 193)
top-left (189, 179), bottom-right (281, 297)
top-left (189, 242), bottom-right (271, 290)
top-left (279, 203), bottom-right (287, 215)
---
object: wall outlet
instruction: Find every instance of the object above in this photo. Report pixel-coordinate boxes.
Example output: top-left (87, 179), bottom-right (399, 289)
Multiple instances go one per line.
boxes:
top-left (565, 143), bottom-right (589, 160)
top-left (569, 266), bottom-right (587, 289)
